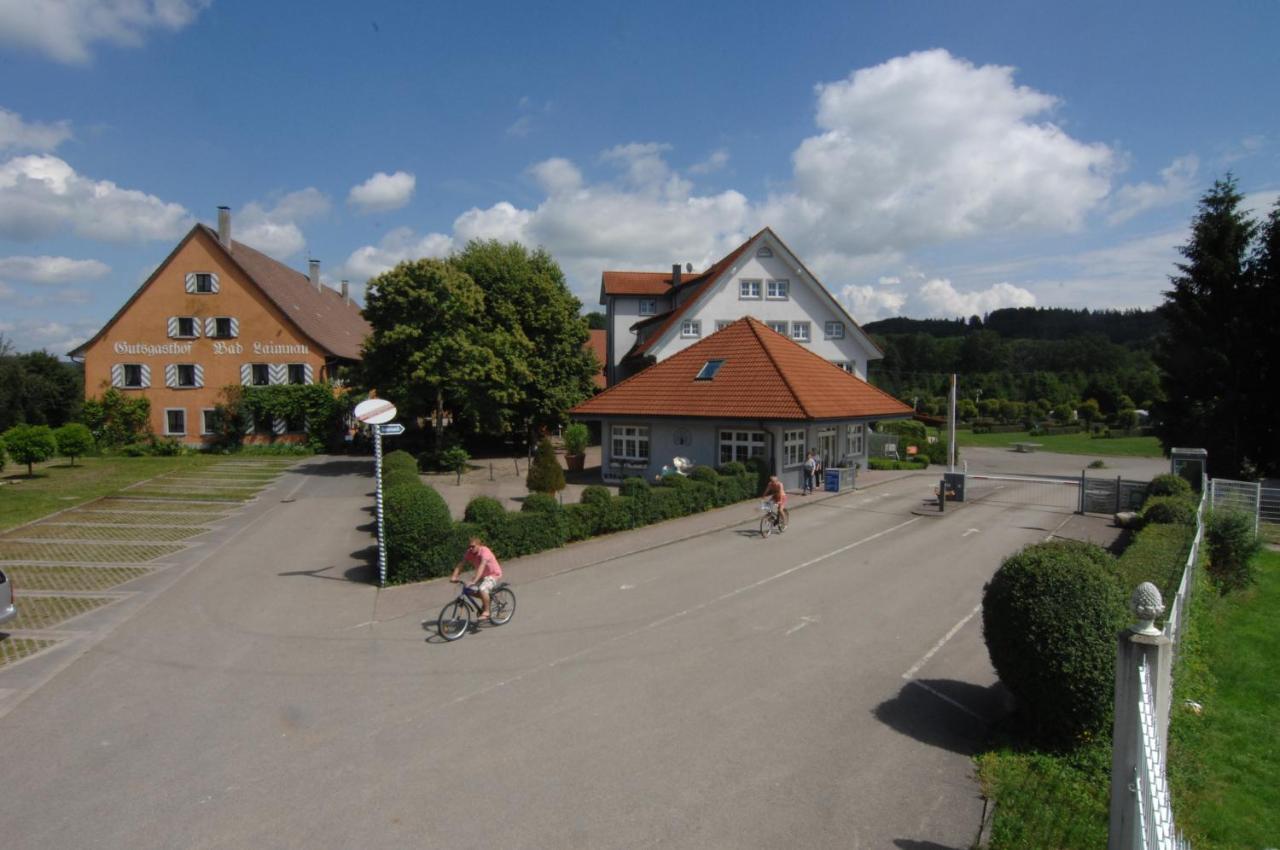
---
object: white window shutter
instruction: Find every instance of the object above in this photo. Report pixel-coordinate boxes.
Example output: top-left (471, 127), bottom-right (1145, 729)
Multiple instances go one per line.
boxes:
top-left (209, 273), bottom-right (220, 294)
top-left (272, 417), bottom-right (287, 435)
top-left (269, 364), bottom-right (286, 385)
top-left (204, 318), bottom-right (216, 337)
top-left (184, 273), bottom-right (196, 293)
top-left (165, 364), bottom-right (177, 388)
top-left (194, 364), bottom-right (204, 388)
top-left (140, 365), bottom-right (151, 388)
top-left (167, 317), bottom-right (179, 338)
top-left (111, 364), bottom-right (124, 387)
top-left (240, 364), bottom-right (251, 386)
top-left (303, 364), bottom-right (313, 384)
top-left (229, 317), bottom-right (239, 338)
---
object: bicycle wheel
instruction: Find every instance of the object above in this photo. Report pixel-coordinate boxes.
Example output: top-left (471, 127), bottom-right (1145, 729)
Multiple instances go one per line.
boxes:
top-left (489, 588), bottom-right (516, 625)
top-left (438, 600), bottom-right (471, 641)
top-left (760, 513), bottom-right (775, 538)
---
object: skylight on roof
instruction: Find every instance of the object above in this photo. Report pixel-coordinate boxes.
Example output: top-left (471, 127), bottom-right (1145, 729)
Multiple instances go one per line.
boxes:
top-left (695, 359), bottom-right (726, 380)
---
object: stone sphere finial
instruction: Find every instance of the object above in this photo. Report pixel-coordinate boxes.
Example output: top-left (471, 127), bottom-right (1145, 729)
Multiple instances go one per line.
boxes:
top-left (1130, 582), bottom-right (1165, 635)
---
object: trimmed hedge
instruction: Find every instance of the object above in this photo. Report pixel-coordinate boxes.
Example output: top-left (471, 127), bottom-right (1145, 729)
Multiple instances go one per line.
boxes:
top-left (1141, 495), bottom-right (1197, 527)
top-left (1114, 522), bottom-right (1196, 602)
top-left (382, 463), bottom-right (760, 584)
top-left (868, 457), bottom-right (929, 471)
top-left (982, 540), bottom-right (1127, 746)
top-left (1147, 473), bottom-right (1193, 500)
top-left (382, 449), bottom-right (421, 489)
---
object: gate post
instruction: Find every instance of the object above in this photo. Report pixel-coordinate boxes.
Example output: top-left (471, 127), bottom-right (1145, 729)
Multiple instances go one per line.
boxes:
top-left (1115, 475), bottom-right (1122, 514)
top-left (1079, 469), bottom-right (1087, 514)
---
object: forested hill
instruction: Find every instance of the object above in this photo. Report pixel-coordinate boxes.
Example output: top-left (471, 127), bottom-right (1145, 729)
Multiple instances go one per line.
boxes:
top-left (862, 307), bottom-right (1165, 414)
top-left (862, 307), bottom-right (1163, 345)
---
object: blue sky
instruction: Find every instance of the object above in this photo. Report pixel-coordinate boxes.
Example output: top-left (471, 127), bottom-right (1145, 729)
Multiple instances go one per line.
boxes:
top-left (1, 0), bottom-right (1278, 354)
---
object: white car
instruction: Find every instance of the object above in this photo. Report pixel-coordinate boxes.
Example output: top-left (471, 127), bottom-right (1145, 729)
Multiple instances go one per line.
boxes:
top-left (0, 567), bottom-right (15, 627)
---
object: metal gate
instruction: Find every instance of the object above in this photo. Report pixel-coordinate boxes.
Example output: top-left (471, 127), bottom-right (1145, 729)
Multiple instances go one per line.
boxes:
top-left (1082, 476), bottom-right (1149, 515)
top-left (964, 473), bottom-right (1081, 513)
top-left (1211, 478), bottom-right (1280, 541)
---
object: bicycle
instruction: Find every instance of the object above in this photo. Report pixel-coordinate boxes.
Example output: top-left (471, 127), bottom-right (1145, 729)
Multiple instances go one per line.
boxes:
top-left (759, 500), bottom-right (788, 537)
top-left (437, 580), bottom-right (516, 641)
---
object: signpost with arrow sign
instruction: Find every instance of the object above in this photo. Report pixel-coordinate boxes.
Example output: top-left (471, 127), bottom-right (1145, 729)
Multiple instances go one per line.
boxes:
top-left (354, 398), bottom-right (401, 586)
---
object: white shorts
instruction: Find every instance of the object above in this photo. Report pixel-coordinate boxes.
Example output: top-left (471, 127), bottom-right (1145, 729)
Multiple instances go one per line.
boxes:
top-left (475, 577), bottom-right (497, 593)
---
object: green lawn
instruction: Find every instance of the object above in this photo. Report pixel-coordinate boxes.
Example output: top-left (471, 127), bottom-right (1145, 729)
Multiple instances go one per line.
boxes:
top-left (957, 428), bottom-right (1164, 457)
top-left (1169, 549), bottom-right (1280, 848)
top-left (0, 455), bottom-right (224, 532)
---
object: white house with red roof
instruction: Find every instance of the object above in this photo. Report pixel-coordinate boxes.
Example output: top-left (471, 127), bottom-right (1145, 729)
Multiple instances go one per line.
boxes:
top-left (599, 228), bottom-right (882, 386)
top-left (570, 317), bottom-right (913, 488)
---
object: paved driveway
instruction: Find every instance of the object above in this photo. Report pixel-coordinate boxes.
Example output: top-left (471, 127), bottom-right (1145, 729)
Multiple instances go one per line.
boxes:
top-left (0, 455), bottom-right (1120, 849)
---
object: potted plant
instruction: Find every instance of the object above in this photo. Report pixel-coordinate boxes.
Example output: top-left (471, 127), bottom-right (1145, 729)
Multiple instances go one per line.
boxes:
top-left (563, 422), bottom-right (589, 472)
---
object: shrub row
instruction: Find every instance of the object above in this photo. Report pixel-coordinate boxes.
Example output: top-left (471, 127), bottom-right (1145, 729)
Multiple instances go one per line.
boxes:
top-left (868, 457), bottom-right (930, 471)
top-left (1114, 522), bottom-right (1197, 602)
top-left (382, 461), bottom-right (763, 584)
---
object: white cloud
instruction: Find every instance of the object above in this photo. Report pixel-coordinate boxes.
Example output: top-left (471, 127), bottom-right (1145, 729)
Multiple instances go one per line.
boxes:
top-left (1108, 155), bottom-right (1199, 224)
top-left (689, 149), bottom-right (729, 175)
top-left (338, 226), bottom-right (454, 282)
top-left (347, 170), bottom-right (416, 213)
top-left (762, 49), bottom-right (1114, 261)
top-left (0, 316), bottom-right (100, 354)
top-left (0, 0), bottom-right (212, 64)
top-left (236, 188), bottom-right (329, 258)
top-left (0, 254), bottom-right (108, 283)
top-left (878, 276), bottom-right (901, 286)
top-left (528, 158), bottom-right (582, 195)
top-left (917, 278), bottom-right (1036, 317)
top-left (0, 107), bottom-right (71, 151)
top-left (840, 284), bottom-right (908, 322)
top-left (0, 154), bottom-right (192, 241)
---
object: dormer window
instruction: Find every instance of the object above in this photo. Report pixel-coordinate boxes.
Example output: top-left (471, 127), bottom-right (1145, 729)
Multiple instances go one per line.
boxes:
top-left (681, 319), bottom-right (701, 338)
top-left (695, 359), bottom-right (725, 380)
top-left (638, 297), bottom-right (657, 316)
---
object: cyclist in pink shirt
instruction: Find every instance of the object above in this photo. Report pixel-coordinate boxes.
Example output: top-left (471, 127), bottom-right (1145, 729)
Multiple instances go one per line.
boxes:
top-left (450, 537), bottom-right (504, 621)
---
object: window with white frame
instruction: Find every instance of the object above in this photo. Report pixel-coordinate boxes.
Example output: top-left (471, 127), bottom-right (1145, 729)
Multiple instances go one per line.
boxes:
top-left (681, 319), bottom-right (701, 338)
top-left (766, 279), bottom-right (789, 300)
top-left (122, 364), bottom-right (145, 388)
top-left (638, 297), bottom-right (657, 316)
top-left (202, 409), bottom-right (219, 435)
top-left (719, 430), bottom-right (766, 464)
top-left (165, 409), bottom-right (186, 436)
top-left (824, 321), bottom-right (845, 339)
top-left (212, 317), bottom-right (236, 338)
top-left (831, 360), bottom-right (855, 373)
top-left (783, 429), bottom-right (805, 467)
top-left (739, 279), bottom-right (761, 300)
top-left (611, 425), bottom-right (650, 462)
top-left (846, 423), bottom-right (865, 457)
top-left (791, 321), bottom-right (811, 342)
top-left (766, 320), bottom-right (789, 336)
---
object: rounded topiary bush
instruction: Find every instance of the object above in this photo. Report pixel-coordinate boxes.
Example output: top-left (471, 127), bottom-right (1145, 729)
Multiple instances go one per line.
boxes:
top-left (579, 485), bottom-right (612, 507)
top-left (463, 496), bottom-right (507, 532)
top-left (620, 476), bottom-right (650, 499)
top-left (522, 492), bottom-right (560, 513)
top-left (717, 461), bottom-right (747, 477)
top-left (1141, 495), bottom-right (1197, 526)
top-left (690, 465), bottom-right (719, 483)
top-left (526, 437), bottom-right (566, 495)
top-left (383, 482), bottom-right (454, 581)
top-left (981, 540), bottom-right (1126, 746)
top-left (382, 449), bottom-right (420, 488)
top-left (1147, 473), bottom-right (1193, 500)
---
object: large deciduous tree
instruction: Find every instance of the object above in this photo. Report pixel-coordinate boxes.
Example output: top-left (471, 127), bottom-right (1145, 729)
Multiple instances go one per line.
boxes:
top-left (361, 243), bottom-right (595, 442)
top-left (1154, 175), bottom-right (1280, 478)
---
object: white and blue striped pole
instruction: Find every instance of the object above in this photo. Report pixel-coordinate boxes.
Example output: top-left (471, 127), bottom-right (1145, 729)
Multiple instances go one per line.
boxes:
top-left (374, 426), bottom-right (387, 587)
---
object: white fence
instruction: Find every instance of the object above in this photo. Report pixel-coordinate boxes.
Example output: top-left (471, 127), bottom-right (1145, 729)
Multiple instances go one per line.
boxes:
top-left (1109, 487), bottom-right (1205, 850)
top-left (1210, 478), bottom-right (1280, 539)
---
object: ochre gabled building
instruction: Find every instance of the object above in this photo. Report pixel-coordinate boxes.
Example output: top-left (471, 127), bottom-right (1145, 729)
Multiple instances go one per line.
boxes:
top-left (69, 207), bottom-right (371, 444)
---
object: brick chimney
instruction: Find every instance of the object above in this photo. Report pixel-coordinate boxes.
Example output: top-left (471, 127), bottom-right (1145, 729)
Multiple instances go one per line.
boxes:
top-left (340, 280), bottom-right (350, 303)
top-left (671, 263), bottom-right (681, 288)
top-left (309, 259), bottom-right (321, 292)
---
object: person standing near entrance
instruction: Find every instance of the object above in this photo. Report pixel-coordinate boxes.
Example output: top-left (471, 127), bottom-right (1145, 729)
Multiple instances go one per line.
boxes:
top-left (803, 449), bottom-right (818, 495)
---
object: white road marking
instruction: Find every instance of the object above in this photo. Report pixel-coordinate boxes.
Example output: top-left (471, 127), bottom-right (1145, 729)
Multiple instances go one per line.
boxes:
top-left (785, 616), bottom-right (819, 636)
top-left (962, 528), bottom-right (981, 537)
top-left (447, 517), bottom-right (923, 709)
top-left (902, 603), bottom-right (981, 680)
top-left (619, 584), bottom-right (635, 590)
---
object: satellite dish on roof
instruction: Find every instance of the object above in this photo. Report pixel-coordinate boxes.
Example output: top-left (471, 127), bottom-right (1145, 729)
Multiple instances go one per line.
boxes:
top-left (685, 263), bottom-right (693, 273)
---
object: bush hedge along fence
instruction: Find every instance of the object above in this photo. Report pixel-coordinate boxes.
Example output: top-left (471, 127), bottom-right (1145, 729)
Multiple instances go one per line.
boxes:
top-left (382, 462), bottom-right (762, 584)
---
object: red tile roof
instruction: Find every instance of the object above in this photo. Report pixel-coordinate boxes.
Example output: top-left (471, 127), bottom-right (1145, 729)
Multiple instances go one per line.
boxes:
top-left (586, 328), bottom-right (607, 389)
top-left (571, 317), bottom-right (912, 421)
top-left (204, 226), bottom-right (371, 360)
top-left (601, 271), bottom-right (675, 296)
